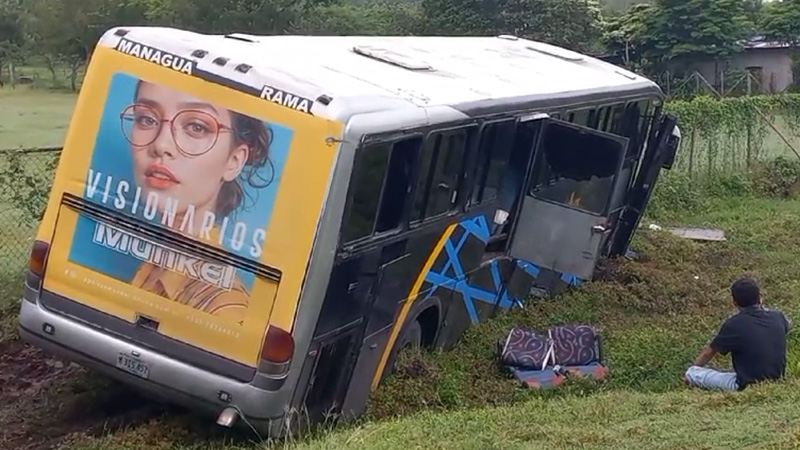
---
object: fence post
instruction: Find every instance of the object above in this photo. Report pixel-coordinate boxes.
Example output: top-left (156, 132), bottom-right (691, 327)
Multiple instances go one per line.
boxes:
top-left (746, 75), bottom-right (752, 168)
top-left (689, 128), bottom-right (696, 179)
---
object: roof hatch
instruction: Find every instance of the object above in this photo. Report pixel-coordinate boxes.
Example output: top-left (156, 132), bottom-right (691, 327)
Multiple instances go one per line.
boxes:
top-left (352, 45), bottom-right (434, 71)
top-left (525, 45), bottom-right (584, 62)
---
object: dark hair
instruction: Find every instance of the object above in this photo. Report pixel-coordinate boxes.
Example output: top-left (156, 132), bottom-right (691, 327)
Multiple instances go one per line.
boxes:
top-left (132, 81), bottom-right (274, 218)
top-left (217, 112), bottom-right (274, 218)
top-left (731, 277), bottom-right (760, 308)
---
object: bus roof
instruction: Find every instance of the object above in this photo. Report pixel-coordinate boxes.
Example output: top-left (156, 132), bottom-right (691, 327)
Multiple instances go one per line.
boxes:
top-left (99, 27), bottom-right (663, 121)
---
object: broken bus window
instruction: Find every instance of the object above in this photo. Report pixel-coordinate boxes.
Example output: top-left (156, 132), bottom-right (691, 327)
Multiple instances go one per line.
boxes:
top-left (529, 122), bottom-right (625, 215)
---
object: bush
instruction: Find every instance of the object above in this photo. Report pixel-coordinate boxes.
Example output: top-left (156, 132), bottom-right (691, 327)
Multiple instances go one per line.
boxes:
top-left (645, 156), bottom-right (800, 222)
top-left (749, 156), bottom-right (800, 199)
top-left (647, 171), bottom-right (707, 220)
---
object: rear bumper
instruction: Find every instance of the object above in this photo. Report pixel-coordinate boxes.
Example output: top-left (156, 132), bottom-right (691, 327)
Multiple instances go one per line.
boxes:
top-left (18, 298), bottom-right (291, 430)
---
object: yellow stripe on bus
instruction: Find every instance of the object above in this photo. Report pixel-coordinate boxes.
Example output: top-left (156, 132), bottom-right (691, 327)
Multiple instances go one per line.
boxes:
top-left (370, 223), bottom-right (457, 390)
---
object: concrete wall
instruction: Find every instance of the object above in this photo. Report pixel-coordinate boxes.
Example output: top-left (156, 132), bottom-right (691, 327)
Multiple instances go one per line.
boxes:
top-left (687, 48), bottom-right (795, 94)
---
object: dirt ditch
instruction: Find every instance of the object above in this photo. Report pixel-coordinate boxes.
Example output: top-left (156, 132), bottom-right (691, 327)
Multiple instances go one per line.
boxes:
top-left (0, 337), bottom-right (164, 450)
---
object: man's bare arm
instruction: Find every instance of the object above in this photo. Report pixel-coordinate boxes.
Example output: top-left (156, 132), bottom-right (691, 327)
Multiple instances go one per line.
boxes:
top-left (693, 346), bottom-right (717, 367)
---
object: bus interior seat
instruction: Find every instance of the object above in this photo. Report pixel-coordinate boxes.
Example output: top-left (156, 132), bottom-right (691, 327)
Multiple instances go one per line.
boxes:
top-left (496, 324), bottom-right (608, 389)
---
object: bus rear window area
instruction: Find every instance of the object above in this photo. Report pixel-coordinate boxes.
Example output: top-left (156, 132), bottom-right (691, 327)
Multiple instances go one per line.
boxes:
top-left (530, 122), bottom-right (625, 215)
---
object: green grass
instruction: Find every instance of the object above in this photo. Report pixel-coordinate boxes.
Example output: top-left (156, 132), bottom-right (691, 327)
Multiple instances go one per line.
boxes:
top-left (293, 383), bottom-right (800, 450)
top-left (0, 86), bottom-right (70, 339)
top-left (5, 86), bottom-right (800, 449)
top-left (49, 194), bottom-right (800, 450)
top-left (0, 86), bottom-right (77, 149)
top-left (58, 380), bottom-right (800, 450)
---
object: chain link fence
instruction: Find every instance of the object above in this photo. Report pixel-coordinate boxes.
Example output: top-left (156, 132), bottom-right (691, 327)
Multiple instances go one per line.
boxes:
top-left (1, 108), bottom-right (800, 278)
top-left (0, 147), bottom-right (61, 280)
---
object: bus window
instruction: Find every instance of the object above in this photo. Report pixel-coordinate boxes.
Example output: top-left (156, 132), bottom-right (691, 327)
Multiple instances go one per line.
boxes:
top-left (411, 127), bottom-right (473, 223)
top-left (342, 136), bottom-right (422, 243)
top-left (426, 132), bottom-right (465, 217)
top-left (342, 144), bottom-right (390, 243)
top-left (617, 100), bottom-right (654, 159)
top-left (588, 108), bottom-right (604, 129)
top-left (606, 104), bottom-right (626, 133)
top-left (375, 137), bottom-right (422, 233)
top-left (471, 120), bottom-right (515, 206)
top-left (635, 101), bottom-right (653, 154)
top-left (530, 123), bottom-right (624, 215)
top-left (410, 140), bottom-right (436, 224)
top-left (568, 108), bottom-right (592, 127)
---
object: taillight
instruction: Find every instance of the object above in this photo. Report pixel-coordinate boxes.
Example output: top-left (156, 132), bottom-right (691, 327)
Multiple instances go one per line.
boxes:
top-left (254, 325), bottom-right (295, 388)
top-left (260, 325), bottom-right (295, 364)
top-left (29, 240), bottom-right (50, 278)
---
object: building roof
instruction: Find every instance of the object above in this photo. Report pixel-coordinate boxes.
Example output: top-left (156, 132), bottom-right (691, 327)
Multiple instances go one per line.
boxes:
top-left (743, 35), bottom-right (793, 50)
top-left (99, 27), bottom-right (663, 120)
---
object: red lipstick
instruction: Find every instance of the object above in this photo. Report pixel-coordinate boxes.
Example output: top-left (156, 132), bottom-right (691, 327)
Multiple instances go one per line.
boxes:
top-left (144, 163), bottom-right (179, 190)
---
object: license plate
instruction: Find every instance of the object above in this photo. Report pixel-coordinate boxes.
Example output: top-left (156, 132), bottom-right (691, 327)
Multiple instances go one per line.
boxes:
top-left (116, 352), bottom-right (150, 380)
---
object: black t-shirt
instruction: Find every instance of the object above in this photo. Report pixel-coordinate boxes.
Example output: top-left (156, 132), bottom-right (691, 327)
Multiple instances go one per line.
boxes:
top-left (710, 306), bottom-right (791, 390)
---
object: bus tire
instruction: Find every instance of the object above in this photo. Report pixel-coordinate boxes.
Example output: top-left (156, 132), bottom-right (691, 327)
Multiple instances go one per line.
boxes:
top-left (382, 297), bottom-right (441, 382)
top-left (383, 319), bottom-right (421, 381)
top-left (398, 319), bottom-right (422, 350)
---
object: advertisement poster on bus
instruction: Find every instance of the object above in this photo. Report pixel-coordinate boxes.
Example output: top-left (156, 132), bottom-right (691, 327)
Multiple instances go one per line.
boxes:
top-left (67, 72), bottom-right (292, 325)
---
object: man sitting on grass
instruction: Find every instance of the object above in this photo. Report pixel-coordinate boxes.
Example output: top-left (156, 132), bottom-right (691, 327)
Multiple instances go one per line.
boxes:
top-left (685, 277), bottom-right (791, 392)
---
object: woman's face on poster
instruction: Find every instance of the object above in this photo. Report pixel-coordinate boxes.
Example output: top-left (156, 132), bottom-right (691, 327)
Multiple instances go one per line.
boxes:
top-left (124, 82), bottom-right (248, 216)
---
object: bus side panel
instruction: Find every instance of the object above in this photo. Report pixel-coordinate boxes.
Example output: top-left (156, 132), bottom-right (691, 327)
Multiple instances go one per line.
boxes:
top-left (364, 212), bottom-right (585, 381)
top-left (303, 95), bottom-right (659, 420)
top-left (420, 215), bottom-right (506, 349)
top-left (436, 258), bottom-right (511, 350)
top-left (359, 213), bottom-right (510, 389)
top-left (296, 229), bottom-right (442, 421)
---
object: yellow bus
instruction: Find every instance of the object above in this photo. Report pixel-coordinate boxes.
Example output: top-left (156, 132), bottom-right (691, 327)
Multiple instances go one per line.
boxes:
top-left (18, 27), bottom-right (680, 436)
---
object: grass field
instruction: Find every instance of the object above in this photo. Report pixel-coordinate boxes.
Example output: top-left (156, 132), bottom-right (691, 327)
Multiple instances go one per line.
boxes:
top-left (4, 86), bottom-right (800, 449)
top-left (0, 86), bottom-right (72, 290)
top-left (0, 86), bottom-right (77, 149)
top-left (63, 380), bottom-right (800, 450)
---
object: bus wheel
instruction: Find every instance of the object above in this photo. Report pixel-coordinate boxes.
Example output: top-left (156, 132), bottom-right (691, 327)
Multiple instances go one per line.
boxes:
top-left (398, 319), bottom-right (422, 351)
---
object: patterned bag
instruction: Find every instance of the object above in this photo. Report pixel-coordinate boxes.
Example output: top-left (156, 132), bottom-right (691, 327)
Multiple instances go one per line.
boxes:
top-left (499, 327), bottom-right (554, 370)
top-left (549, 324), bottom-right (599, 367)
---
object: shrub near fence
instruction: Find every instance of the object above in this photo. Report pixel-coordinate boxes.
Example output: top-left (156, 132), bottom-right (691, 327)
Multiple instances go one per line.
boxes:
top-left (0, 147), bottom-right (61, 278)
top-left (664, 94), bottom-right (800, 177)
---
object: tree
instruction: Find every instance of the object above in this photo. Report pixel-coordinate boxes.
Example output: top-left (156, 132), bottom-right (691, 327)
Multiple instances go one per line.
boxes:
top-left (421, 0), bottom-right (501, 37)
top-left (294, 1), bottom-right (423, 36)
top-left (602, 0), bottom-right (755, 75)
top-left (144, 0), bottom-right (337, 35)
top-left (422, 0), bottom-right (606, 53)
top-left (602, 3), bottom-right (659, 72)
top-left (646, 0), bottom-right (753, 71)
top-left (600, 0), bottom-right (652, 13)
top-left (26, 0), bottom-right (150, 91)
top-left (760, 0), bottom-right (800, 46)
top-left (499, 0), bottom-right (606, 54)
top-left (0, 0), bottom-right (27, 87)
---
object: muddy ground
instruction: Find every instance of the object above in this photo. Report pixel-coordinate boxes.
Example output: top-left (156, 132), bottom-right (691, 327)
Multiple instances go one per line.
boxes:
top-left (0, 333), bottom-right (166, 450)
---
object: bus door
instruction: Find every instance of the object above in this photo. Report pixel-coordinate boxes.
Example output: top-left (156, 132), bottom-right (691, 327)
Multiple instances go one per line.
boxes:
top-left (434, 114), bottom-right (549, 328)
top-left (476, 114), bottom-right (548, 252)
top-left (507, 117), bottom-right (630, 281)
